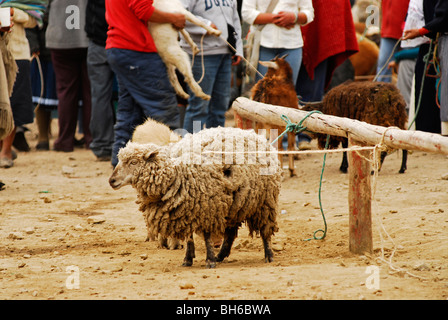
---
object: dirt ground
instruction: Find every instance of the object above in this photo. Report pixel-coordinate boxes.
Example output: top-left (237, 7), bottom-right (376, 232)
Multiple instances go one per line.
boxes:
top-left (0, 114), bottom-right (447, 301)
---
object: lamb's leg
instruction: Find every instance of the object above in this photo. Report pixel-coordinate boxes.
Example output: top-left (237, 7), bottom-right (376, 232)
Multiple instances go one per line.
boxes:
top-left (182, 235), bottom-right (195, 267)
top-left (179, 29), bottom-right (199, 56)
top-left (175, 51), bottom-right (211, 100)
top-left (399, 149), bottom-right (407, 174)
top-left (216, 226), bottom-right (238, 262)
top-left (203, 232), bottom-right (217, 269)
top-left (166, 63), bottom-right (190, 100)
top-left (262, 235), bottom-right (274, 263)
top-left (287, 132), bottom-right (297, 177)
top-left (340, 139), bottom-right (348, 173)
top-left (183, 12), bottom-right (222, 37)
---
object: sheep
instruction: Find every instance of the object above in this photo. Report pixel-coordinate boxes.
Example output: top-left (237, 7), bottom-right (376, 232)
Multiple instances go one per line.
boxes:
top-left (301, 81), bottom-right (408, 174)
top-left (148, 0), bottom-right (222, 101)
top-left (131, 118), bottom-right (182, 249)
top-left (251, 55), bottom-right (299, 177)
top-left (109, 127), bottom-right (282, 268)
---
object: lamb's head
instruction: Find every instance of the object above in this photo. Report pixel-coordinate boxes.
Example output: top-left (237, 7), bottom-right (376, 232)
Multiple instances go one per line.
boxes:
top-left (109, 142), bottom-right (163, 190)
top-left (259, 54), bottom-right (293, 81)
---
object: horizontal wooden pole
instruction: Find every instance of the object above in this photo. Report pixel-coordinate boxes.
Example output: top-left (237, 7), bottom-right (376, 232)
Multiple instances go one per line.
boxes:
top-left (232, 97), bottom-right (448, 155)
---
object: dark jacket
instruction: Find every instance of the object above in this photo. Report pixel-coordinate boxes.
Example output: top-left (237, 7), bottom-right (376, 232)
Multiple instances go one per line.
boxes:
top-left (424, 0), bottom-right (448, 38)
top-left (85, 0), bottom-right (108, 47)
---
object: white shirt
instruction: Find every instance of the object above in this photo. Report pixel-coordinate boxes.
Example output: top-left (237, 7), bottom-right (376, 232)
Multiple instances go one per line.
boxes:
top-left (242, 0), bottom-right (314, 49)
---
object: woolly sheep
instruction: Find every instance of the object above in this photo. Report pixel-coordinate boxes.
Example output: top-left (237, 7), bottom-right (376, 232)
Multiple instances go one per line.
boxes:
top-left (132, 118), bottom-right (182, 249)
top-left (302, 81), bottom-right (408, 174)
top-left (109, 127), bottom-right (282, 268)
top-left (148, 0), bottom-right (222, 101)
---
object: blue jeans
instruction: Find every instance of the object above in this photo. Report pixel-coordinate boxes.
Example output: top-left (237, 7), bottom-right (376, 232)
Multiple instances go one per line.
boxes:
top-left (376, 38), bottom-right (398, 83)
top-left (183, 54), bottom-right (231, 134)
top-left (87, 41), bottom-right (115, 158)
top-left (107, 48), bottom-right (179, 166)
top-left (257, 46), bottom-right (302, 85)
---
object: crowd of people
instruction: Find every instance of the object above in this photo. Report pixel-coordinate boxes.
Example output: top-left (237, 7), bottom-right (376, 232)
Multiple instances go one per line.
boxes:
top-left (0, 0), bottom-right (447, 176)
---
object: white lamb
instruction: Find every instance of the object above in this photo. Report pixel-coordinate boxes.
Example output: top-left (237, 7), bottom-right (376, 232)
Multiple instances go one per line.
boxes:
top-left (148, 0), bottom-right (222, 101)
top-left (109, 127), bottom-right (282, 268)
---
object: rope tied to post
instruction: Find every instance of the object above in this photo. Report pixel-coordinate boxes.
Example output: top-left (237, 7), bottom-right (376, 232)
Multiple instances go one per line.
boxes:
top-left (270, 111), bottom-right (329, 241)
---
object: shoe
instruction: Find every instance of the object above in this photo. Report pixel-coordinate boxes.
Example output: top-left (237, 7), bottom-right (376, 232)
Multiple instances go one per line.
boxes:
top-left (96, 155), bottom-right (111, 162)
top-left (298, 141), bottom-right (312, 150)
top-left (12, 131), bottom-right (30, 152)
top-left (36, 141), bottom-right (50, 151)
top-left (74, 137), bottom-right (86, 148)
top-left (0, 158), bottom-right (14, 168)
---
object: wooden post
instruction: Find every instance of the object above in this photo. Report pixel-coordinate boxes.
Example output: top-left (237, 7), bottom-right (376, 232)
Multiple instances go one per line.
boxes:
top-left (233, 110), bottom-right (253, 129)
top-left (348, 135), bottom-right (373, 254)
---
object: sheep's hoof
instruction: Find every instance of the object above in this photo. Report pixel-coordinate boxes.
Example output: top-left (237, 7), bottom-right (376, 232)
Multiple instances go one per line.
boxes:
top-left (206, 259), bottom-right (216, 269)
top-left (182, 259), bottom-right (193, 267)
top-left (339, 167), bottom-right (348, 174)
top-left (265, 256), bottom-right (274, 263)
top-left (289, 169), bottom-right (297, 177)
top-left (398, 168), bottom-right (406, 174)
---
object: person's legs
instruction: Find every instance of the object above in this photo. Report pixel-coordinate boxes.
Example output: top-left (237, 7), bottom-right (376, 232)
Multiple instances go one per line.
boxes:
top-left (51, 49), bottom-right (83, 152)
top-left (207, 54), bottom-right (232, 129)
top-left (87, 41), bottom-right (115, 158)
top-left (183, 54), bottom-right (220, 133)
top-left (107, 48), bottom-right (179, 166)
top-left (438, 35), bottom-right (448, 135)
top-left (376, 37), bottom-right (398, 83)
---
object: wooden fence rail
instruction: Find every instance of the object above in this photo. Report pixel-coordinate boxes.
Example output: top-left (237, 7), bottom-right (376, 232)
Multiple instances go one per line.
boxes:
top-left (231, 97), bottom-right (448, 254)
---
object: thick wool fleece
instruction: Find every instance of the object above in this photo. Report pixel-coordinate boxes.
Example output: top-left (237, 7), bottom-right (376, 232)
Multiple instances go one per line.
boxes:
top-left (118, 127), bottom-right (282, 241)
top-left (304, 81), bottom-right (407, 149)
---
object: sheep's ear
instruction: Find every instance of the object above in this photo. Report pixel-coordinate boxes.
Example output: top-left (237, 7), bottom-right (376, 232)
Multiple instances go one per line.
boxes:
top-left (143, 148), bottom-right (159, 162)
top-left (259, 60), bottom-right (279, 70)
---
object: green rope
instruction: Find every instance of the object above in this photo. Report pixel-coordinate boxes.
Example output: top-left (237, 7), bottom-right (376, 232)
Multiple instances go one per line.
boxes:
top-left (271, 111), bottom-right (329, 241)
top-left (270, 111), bottom-right (323, 147)
top-left (304, 134), bottom-right (330, 241)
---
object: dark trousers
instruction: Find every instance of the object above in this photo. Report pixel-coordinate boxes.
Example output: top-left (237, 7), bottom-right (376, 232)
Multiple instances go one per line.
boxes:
top-left (51, 48), bottom-right (92, 151)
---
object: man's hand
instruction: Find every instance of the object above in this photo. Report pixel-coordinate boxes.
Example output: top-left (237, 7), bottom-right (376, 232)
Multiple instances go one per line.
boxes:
top-left (403, 29), bottom-right (421, 40)
top-left (232, 55), bottom-right (241, 66)
top-left (169, 12), bottom-right (186, 30)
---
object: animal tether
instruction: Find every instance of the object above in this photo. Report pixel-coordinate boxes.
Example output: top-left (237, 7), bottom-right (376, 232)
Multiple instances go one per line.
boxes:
top-left (272, 111), bottom-right (329, 241)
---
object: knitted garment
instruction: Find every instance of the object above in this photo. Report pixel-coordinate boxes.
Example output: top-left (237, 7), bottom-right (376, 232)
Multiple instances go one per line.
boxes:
top-left (0, 0), bottom-right (47, 28)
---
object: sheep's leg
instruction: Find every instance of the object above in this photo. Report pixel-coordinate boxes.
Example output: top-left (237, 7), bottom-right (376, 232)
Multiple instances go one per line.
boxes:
top-left (183, 12), bottom-right (222, 37)
top-left (287, 132), bottom-right (297, 177)
top-left (216, 226), bottom-right (238, 262)
top-left (179, 29), bottom-right (199, 56)
top-left (182, 235), bottom-right (195, 267)
top-left (399, 150), bottom-right (407, 174)
top-left (340, 139), bottom-right (348, 173)
top-left (262, 235), bottom-right (274, 263)
top-left (175, 51), bottom-right (211, 101)
top-left (166, 63), bottom-right (190, 100)
top-left (203, 232), bottom-right (217, 269)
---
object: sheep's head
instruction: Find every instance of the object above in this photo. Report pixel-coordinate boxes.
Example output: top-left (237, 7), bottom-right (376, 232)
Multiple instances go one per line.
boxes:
top-left (259, 54), bottom-right (293, 80)
top-left (109, 142), bottom-right (161, 190)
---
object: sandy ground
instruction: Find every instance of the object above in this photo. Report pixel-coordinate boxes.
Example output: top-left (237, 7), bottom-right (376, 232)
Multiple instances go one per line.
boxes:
top-left (0, 115), bottom-right (447, 301)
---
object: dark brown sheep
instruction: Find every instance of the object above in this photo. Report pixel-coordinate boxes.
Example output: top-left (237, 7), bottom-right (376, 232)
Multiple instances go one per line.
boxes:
top-left (251, 55), bottom-right (299, 177)
top-left (302, 81), bottom-right (408, 174)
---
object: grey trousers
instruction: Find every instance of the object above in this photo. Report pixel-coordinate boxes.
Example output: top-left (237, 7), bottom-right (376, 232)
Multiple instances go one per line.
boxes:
top-left (87, 40), bottom-right (115, 158)
top-left (439, 35), bottom-right (447, 123)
